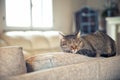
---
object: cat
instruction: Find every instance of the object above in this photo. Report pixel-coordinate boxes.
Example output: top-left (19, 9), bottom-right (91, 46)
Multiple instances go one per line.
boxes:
top-left (59, 31), bottom-right (116, 57)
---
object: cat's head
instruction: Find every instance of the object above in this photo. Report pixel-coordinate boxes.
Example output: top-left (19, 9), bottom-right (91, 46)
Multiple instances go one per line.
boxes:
top-left (59, 32), bottom-right (83, 53)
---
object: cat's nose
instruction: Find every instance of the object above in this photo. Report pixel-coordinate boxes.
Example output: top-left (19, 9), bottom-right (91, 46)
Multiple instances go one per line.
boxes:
top-left (71, 46), bottom-right (77, 49)
top-left (72, 49), bottom-right (78, 53)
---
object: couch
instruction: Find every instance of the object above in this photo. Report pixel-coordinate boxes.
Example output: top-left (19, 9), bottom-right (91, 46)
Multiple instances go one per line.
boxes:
top-left (0, 46), bottom-right (120, 80)
top-left (0, 31), bottom-right (61, 59)
top-left (1, 31), bottom-right (120, 80)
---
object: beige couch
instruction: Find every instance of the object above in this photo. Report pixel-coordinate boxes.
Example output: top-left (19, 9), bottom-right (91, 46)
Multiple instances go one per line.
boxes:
top-left (0, 46), bottom-right (120, 80)
top-left (0, 31), bottom-right (120, 80)
top-left (0, 31), bottom-right (61, 59)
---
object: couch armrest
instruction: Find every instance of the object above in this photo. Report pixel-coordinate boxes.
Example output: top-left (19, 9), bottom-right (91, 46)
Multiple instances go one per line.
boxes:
top-left (0, 46), bottom-right (27, 78)
top-left (2, 60), bottom-right (99, 80)
top-left (26, 52), bottom-right (98, 72)
top-left (3, 56), bottom-right (120, 80)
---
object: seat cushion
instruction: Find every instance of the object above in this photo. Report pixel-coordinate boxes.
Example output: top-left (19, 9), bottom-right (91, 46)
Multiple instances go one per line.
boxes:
top-left (0, 32), bottom-right (32, 50)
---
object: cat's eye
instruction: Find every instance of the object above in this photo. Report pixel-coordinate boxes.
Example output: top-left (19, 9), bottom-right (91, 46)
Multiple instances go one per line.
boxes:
top-left (75, 45), bottom-right (77, 48)
top-left (77, 40), bottom-right (82, 44)
top-left (61, 41), bottom-right (67, 45)
top-left (62, 43), bottom-right (67, 45)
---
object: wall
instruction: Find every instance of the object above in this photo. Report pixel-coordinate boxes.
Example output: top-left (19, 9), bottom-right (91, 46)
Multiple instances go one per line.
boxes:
top-left (53, 0), bottom-right (87, 34)
top-left (53, 0), bottom-right (72, 34)
top-left (0, 0), bottom-right (4, 34)
top-left (0, 0), bottom-right (1, 29)
top-left (53, 0), bottom-right (107, 34)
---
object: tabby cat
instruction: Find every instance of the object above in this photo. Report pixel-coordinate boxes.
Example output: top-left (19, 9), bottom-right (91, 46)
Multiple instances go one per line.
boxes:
top-left (60, 31), bottom-right (116, 57)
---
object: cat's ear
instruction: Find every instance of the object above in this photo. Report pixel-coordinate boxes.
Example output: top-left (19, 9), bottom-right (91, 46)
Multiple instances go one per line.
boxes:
top-left (76, 31), bottom-right (81, 38)
top-left (59, 32), bottom-right (65, 39)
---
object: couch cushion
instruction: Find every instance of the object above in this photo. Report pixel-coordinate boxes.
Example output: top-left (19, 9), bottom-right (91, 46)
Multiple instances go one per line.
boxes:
top-left (43, 31), bottom-right (60, 48)
top-left (0, 31), bottom-right (61, 59)
top-left (0, 46), bottom-right (27, 78)
top-left (29, 31), bottom-right (60, 49)
top-left (99, 55), bottom-right (120, 80)
top-left (0, 31), bottom-right (32, 50)
top-left (0, 31), bottom-right (60, 50)
top-left (20, 31), bottom-right (49, 50)
top-left (26, 52), bottom-right (98, 72)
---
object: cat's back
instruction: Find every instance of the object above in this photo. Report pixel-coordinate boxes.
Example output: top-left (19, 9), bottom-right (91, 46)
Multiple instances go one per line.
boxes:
top-left (80, 31), bottom-right (116, 56)
top-left (80, 31), bottom-right (115, 49)
top-left (81, 31), bottom-right (113, 42)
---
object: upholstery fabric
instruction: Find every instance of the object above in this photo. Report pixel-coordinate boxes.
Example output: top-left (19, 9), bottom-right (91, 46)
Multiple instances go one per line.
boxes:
top-left (0, 46), bottom-right (27, 78)
top-left (0, 31), bottom-right (61, 59)
top-left (2, 55), bottom-right (120, 80)
top-left (26, 52), bottom-right (99, 72)
top-left (0, 31), bottom-right (120, 80)
top-left (0, 47), bottom-right (120, 80)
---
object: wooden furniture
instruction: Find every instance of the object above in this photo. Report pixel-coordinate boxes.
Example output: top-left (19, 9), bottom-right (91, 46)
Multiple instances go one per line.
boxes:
top-left (106, 17), bottom-right (120, 55)
top-left (75, 7), bottom-right (98, 34)
top-left (106, 17), bottom-right (120, 41)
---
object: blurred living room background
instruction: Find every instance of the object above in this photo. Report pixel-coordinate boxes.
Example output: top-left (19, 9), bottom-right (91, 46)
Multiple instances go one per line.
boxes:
top-left (0, 0), bottom-right (120, 58)
top-left (0, 1), bottom-right (120, 80)
top-left (0, 0), bottom-right (119, 34)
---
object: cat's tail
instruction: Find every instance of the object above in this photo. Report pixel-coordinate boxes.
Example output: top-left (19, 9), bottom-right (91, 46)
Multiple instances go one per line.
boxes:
top-left (76, 49), bottom-right (96, 57)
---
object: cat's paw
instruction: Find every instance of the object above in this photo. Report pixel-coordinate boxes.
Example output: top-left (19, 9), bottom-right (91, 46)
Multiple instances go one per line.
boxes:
top-left (76, 49), bottom-right (96, 57)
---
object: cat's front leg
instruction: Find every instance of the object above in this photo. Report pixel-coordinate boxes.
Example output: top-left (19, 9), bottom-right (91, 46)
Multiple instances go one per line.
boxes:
top-left (76, 49), bottom-right (96, 57)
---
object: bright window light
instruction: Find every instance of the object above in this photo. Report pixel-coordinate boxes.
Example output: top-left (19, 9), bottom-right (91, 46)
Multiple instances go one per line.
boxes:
top-left (32, 0), bottom-right (53, 28)
top-left (5, 0), bottom-right (53, 29)
top-left (6, 0), bottom-right (31, 27)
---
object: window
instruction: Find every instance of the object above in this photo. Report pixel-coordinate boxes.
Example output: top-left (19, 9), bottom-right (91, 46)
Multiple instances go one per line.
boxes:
top-left (5, 0), bottom-right (53, 30)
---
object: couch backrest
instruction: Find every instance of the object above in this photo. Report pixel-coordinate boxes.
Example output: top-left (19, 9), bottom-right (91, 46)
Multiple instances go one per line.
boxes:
top-left (0, 31), bottom-right (60, 51)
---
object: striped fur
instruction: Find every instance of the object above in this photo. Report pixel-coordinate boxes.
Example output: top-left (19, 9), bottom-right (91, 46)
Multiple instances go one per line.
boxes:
top-left (60, 31), bottom-right (116, 57)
